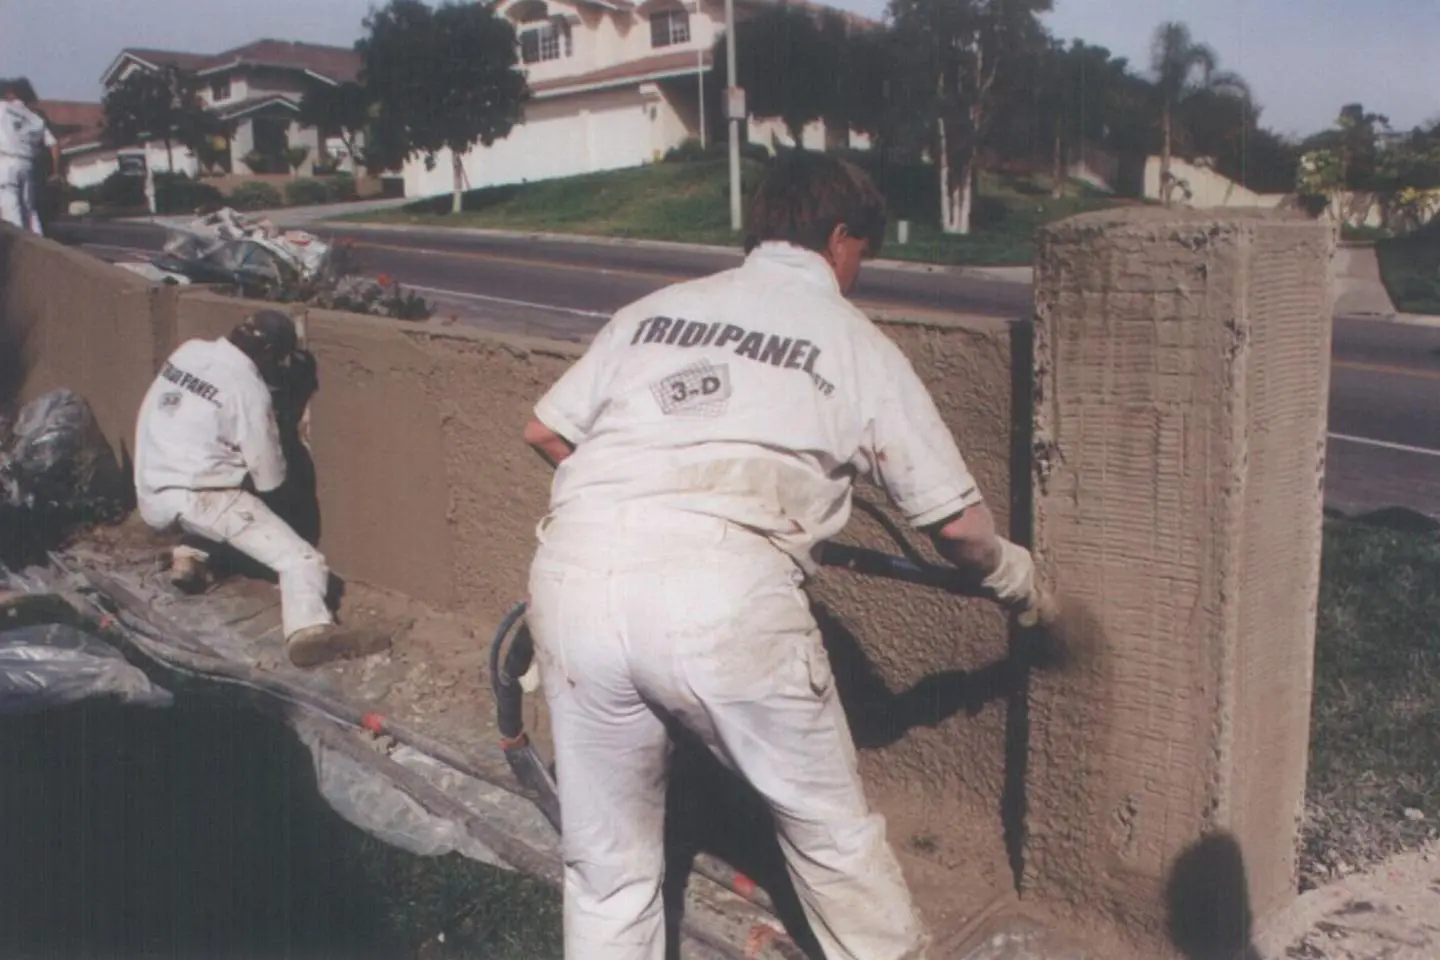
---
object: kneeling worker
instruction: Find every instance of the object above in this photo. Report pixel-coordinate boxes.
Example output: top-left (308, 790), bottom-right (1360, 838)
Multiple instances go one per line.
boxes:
top-left (522, 151), bottom-right (1042, 959)
top-left (134, 310), bottom-right (390, 669)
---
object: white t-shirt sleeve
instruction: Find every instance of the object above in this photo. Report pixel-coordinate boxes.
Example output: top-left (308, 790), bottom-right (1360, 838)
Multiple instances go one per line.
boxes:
top-left (42, 127), bottom-right (56, 149)
top-left (234, 382), bottom-right (287, 494)
top-left (864, 337), bottom-right (984, 528)
top-left (533, 317), bottom-right (624, 445)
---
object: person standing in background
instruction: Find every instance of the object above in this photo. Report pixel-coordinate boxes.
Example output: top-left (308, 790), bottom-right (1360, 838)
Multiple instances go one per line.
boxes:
top-left (0, 78), bottom-right (60, 235)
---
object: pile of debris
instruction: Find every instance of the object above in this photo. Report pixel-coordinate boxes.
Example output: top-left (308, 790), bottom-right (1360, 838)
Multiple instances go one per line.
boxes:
top-left (117, 207), bottom-right (432, 321)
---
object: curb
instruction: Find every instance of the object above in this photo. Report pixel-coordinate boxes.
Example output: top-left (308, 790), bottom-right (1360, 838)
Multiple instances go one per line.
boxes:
top-left (1338, 311), bottom-right (1440, 330)
top-left (317, 219), bottom-right (1036, 285)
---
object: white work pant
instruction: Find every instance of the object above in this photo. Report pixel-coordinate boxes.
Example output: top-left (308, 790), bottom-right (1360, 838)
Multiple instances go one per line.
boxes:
top-left (138, 487), bottom-right (334, 639)
top-left (526, 508), bottom-right (930, 960)
top-left (0, 156), bottom-right (42, 236)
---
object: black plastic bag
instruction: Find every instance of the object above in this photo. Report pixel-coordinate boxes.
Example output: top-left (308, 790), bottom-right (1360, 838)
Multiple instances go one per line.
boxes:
top-left (0, 389), bottom-right (127, 520)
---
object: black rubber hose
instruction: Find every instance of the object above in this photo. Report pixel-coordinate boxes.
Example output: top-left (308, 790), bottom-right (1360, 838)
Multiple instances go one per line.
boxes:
top-left (489, 601), bottom-right (563, 832)
top-left (490, 600), bottom-right (530, 741)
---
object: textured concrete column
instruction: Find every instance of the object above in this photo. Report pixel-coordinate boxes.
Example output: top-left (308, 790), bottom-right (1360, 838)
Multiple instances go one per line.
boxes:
top-left (1026, 209), bottom-right (1336, 946)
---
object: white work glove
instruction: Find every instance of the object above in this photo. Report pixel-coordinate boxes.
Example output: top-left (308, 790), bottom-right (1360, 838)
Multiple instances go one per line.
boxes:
top-left (982, 537), bottom-right (1039, 617)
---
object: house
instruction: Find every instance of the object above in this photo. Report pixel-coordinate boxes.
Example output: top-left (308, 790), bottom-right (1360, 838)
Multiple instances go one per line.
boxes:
top-left (402, 0), bottom-right (876, 199)
top-left (64, 40), bottom-right (363, 189)
top-left (35, 100), bottom-right (105, 160)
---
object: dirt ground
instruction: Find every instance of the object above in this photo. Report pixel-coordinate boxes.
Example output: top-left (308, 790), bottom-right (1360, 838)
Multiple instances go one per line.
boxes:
top-left (1257, 839), bottom-right (1440, 960)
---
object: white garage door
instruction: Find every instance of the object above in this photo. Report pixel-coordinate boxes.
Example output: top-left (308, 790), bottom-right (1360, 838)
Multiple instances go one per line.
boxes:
top-left (584, 93), bottom-right (655, 174)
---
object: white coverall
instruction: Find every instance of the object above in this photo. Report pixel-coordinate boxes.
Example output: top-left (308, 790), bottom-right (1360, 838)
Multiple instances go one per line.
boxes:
top-left (527, 241), bottom-right (988, 959)
top-left (134, 337), bottom-right (334, 639)
top-left (0, 99), bottom-right (56, 236)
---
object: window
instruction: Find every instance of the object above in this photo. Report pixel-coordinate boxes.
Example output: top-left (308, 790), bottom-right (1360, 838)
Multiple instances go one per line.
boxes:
top-left (520, 18), bottom-right (571, 63)
top-left (210, 77), bottom-right (231, 102)
top-left (650, 9), bottom-right (691, 48)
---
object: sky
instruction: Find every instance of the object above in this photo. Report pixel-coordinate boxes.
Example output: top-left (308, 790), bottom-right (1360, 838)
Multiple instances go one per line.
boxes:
top-left (7, 0), bottom-right (1438, 139)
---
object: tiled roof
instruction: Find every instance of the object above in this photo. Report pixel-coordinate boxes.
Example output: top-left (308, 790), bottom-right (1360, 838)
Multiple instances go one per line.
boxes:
top-left (109, 39), bottom-right (360, 87)
top-left (36, 100), bottom-right (104, 149)
top-left (202, 40), bottom-right (361, 84)
top-left (531, 48), bottom-right (712, 95)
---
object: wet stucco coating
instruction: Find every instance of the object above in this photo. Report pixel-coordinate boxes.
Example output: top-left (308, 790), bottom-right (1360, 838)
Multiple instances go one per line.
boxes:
top-left (1028, 207), bottom-right (1334, 950)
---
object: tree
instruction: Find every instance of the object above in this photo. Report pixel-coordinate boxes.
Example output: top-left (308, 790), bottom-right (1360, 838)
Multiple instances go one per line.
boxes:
top-left (715, 2), bottom-right (833, 147)
top-left (1018, 39), bottom-right (1133, 197)
top-left (358, 0), bottom-right (529, 213)
top-left (102, 65), bottom-right (228, 174)
top-left (1149, 21), bottom-right (1251, 205)
top-left (297, 79), bottom-right (372, 171)
top-left (888, 0), bottom-right (1052, 234)
top-left (834, 23), bottom-right (899, 145)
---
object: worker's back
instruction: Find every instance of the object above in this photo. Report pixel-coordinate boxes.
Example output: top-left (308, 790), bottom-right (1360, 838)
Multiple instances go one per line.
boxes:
top-left (134, 337), bottom-right (284, 501)
top-left (0, 100), bottom-right (47, 160)
top-left (540, 242), bottom-right (978, 565)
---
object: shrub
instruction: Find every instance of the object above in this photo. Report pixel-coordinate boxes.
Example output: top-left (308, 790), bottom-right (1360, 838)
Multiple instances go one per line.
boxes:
top-left (664, 138), bottom-right (707, 163)
top-left (662, 137), bottom-right (771, 166)
top-left (228, 181), bottom-right (283, 211)
top-left (325, 173), bottom-right (358, 203)
top-left (95, 170), bottom-right (146, 209)
top-left (285, 178), bottom-right (331, 207)
top-left (155, 174), bottom-right (224, 216)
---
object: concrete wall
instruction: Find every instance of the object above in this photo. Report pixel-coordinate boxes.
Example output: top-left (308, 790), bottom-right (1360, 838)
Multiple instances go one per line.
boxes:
top-left (0, 227), bottom-right (176, 456)
top-left (0, 225), bottom-right (1023, 877)
top-left (1029, 208), bottom-right (1334, 946)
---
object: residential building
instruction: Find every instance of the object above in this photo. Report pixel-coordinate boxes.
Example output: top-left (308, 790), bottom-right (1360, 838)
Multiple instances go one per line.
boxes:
top-left (64, 40), bottom-right (363, 189)
top-left (401, 0), bottom-right (875, 199)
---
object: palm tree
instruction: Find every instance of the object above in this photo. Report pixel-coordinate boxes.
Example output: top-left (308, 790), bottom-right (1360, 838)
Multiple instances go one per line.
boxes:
top-left (1150, 21), bottom-right (1251, 205)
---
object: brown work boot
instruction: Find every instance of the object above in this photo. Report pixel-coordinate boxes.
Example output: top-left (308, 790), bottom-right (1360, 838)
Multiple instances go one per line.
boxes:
top-left (169, 553), bottom-right (212, 595)
top-left (286, 624), bottom-right (392, 669)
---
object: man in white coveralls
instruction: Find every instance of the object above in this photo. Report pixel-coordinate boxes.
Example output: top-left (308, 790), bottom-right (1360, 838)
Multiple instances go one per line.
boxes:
top-left (520, 151), bottom-right (1043, 959)
top-left (134, 309), bottom-right (390, 669)
top-left (0, 79), bottom-right (60, 235)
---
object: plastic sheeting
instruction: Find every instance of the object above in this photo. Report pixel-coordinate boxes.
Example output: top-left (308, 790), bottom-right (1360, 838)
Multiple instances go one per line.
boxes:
top-left (0, 620), bottom-right (173, 714)
top-left (0, 560), bottom-right (553, 877)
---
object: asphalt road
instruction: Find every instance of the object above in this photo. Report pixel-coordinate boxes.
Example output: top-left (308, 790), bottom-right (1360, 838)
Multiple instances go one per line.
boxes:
top-left (56, 218), bottom-right (1440, 526)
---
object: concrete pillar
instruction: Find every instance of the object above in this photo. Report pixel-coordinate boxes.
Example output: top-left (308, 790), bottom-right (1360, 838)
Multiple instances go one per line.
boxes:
top-left (1026, 208), bottom-right (1336, 947)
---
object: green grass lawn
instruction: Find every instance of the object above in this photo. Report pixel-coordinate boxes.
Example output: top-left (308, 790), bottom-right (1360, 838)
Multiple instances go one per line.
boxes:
top-left (1376, 223), bottom-right (1440, 314)
top-left (1303, 517), bottom-right (1440, 889)
top-left (345, 157), bottom-right (1130, 267)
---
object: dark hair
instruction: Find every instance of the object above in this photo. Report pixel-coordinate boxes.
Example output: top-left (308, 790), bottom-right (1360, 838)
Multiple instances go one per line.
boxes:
top-left (746, 150), bottom-right (887, 257)
top-left (1, 77), bottom-right (38, 106)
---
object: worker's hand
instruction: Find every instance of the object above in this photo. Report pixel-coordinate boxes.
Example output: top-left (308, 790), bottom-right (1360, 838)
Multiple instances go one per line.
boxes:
top-left (980, 537), bottom-right (1039, 615)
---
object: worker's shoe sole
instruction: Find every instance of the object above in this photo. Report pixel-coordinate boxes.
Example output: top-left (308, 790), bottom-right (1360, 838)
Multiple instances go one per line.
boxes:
top-left (169, 556), bottom-right (212, 596)
top-left (286, 624), bottom-right (392, 669)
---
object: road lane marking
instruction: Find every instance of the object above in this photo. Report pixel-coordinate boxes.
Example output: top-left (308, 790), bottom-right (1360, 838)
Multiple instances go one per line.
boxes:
top-left (82, 243), bottom-right (159, 260)
top-left (347, 239), bottom-right (1009, 317)
top-left (348, 239), bottom-right (692, 284)
top-left (1332, 360), bottom-right (1440, 381)
top-left (1328, 433), bottom-right (1440, 458)
top-left (405, 284), bottom-right (611, 319)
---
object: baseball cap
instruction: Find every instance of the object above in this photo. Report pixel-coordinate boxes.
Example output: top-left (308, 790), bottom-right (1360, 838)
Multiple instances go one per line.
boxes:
top-left (232, 309), bottom-right (298, 357)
